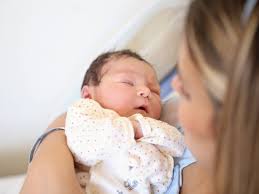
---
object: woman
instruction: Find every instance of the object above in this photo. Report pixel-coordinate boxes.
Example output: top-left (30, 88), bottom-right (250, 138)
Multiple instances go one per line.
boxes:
top-left (173, 0), bottom-right (259, 193)
top-left (21, 0), bottom-right (259, 193)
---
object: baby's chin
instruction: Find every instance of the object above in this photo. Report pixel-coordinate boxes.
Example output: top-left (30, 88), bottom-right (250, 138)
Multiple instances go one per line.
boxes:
top-left (132, 109), bottom-right (160, 119)
top-left (118, 109), bottom-right (160, 119)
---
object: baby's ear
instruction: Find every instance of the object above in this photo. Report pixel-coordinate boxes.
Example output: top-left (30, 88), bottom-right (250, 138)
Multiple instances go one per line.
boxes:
top-left (81, 85), bottom-right (92, 99)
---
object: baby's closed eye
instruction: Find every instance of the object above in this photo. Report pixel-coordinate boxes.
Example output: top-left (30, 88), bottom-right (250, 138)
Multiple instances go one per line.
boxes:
top-left (120, 80), bottom-right (135, 86)
top-left (151, 88), bottom-right (160, 95)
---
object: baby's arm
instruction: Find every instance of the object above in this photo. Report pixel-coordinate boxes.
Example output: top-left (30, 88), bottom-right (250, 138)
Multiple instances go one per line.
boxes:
top-left (129, 119), bottom-right (143, 139)
top-left (128, 142), bottom-right (174, 194)
top-left (128, 115), bottom-right (185, 193)
top-left (129, 114), bottom-right (185, 157)
top-left (65, 99), bottom-right (136, 166)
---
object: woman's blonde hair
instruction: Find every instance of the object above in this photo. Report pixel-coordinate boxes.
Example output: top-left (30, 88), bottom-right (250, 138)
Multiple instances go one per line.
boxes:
top-left (185, 0), bottom-right (259, 193)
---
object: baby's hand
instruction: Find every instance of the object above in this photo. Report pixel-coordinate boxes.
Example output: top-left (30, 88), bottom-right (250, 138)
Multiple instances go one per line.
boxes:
top-left (130, 119), bottom-right (143, 140)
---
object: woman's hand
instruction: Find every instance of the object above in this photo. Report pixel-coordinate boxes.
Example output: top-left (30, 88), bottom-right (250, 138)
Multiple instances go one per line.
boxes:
top-left (130, 119), bottom-right (143, 139)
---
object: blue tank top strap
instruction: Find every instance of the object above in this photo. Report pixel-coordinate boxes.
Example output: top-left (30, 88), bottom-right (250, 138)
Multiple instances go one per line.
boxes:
top-left (165, 148), bottom-right (196, 194)
top-left (29, 127), bottom-right (65, 163)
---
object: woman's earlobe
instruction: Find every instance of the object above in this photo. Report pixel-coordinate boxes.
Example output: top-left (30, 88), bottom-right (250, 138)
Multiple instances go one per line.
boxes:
top-left (81, 85), bottom-right (92, 99)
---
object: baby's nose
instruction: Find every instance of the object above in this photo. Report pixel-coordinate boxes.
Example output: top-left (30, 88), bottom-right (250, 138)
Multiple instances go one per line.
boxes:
top-left (137, 86), bottom-right (151, 99)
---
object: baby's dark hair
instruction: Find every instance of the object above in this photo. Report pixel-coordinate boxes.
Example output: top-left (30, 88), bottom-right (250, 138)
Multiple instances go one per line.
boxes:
top-left (81, 49), bottom-right (149, 89)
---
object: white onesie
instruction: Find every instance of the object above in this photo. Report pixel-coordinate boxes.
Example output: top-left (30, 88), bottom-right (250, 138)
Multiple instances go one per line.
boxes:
top-left (65, 98), bottom-right (185, 194)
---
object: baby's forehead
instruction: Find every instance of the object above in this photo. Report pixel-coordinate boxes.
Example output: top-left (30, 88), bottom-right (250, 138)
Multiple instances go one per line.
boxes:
top-left (102, 57), bottom-right (158, 80)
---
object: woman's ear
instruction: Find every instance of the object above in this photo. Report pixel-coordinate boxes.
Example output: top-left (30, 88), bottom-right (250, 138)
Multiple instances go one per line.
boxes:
top-left (81, 85), bottom-right (92, 99)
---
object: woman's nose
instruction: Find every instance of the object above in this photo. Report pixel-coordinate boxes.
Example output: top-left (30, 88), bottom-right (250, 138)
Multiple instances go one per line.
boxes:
top-left (171, 75), bottom-right (181, 92)
top-left (137, 86), bottom-right (151, 99)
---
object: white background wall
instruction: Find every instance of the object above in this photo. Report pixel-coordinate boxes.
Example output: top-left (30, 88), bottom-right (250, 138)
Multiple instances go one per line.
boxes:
top-left (0, 0), bottom-right (190, 176)
top-left (0, 0), bottom-right (157, 176)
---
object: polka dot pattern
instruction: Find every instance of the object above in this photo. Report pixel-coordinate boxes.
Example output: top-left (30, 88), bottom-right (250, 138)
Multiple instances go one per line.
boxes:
top-left (65, 98), bottom-right (185, 194)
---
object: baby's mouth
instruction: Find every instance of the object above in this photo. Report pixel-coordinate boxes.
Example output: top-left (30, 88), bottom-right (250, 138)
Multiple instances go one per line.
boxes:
top-left (136, 106), bottom-right (148, 114)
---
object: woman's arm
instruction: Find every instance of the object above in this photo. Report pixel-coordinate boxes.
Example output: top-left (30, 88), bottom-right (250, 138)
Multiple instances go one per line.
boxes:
top-left (20, 113), bottom-right (84, 194)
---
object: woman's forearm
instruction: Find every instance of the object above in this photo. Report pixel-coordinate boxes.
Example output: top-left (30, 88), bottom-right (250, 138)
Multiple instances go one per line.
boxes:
top-left (20, 128), bottom-right (84, 194)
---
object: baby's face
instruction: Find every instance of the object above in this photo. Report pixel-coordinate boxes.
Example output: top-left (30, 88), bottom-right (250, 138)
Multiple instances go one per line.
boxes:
top-left (90, 57), bottom-right (162, 119)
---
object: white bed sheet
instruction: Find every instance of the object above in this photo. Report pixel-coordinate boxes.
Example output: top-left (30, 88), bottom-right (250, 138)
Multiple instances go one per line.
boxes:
top-left (0, 174), bottom-right (25, 194)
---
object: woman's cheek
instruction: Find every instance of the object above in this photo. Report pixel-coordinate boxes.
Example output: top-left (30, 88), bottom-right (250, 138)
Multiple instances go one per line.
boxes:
top-left (178, 100), bottom-right (216, 142)
top-left (178, 102), bottom-right (192, 130)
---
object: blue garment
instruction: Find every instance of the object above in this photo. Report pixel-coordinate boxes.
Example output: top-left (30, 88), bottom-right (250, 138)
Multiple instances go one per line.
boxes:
top-left (165, 148), bottom-right (196, 194)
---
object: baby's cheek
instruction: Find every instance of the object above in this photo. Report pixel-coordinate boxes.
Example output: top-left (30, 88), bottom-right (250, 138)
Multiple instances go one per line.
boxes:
top-left (157, 106), bottom-right (162, 119)
top-left (151, 99), bottom-right (162, 119)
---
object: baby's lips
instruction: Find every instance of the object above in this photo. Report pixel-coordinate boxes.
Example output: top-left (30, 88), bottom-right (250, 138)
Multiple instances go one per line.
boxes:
top-left (134, 108), bottom-right (147, 116)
